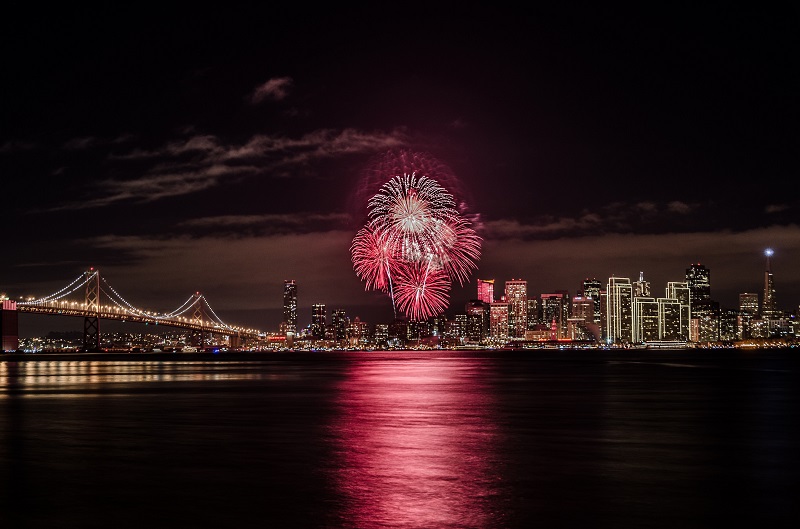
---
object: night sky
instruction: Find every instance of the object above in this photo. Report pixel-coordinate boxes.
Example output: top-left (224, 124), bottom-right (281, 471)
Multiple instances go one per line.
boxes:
top-left (3, 4), bottom-right (799, 335)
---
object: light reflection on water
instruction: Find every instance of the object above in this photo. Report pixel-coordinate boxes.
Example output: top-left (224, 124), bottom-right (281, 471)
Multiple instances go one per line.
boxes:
top-left (327, 357), bottom-right (503, 529)
top-left (0, 350), bottom-right (798, 528)
top-left (0, 360), bottom-right (286, 396)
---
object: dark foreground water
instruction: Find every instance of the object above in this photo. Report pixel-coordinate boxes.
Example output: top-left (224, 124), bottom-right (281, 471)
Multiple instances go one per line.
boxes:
top-left (1, 349), bottom-right (798, 528)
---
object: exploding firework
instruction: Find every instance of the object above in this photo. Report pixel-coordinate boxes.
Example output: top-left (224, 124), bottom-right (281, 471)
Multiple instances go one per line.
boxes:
top-left (350, 161), bottom-right (481, 321)
top-left (350, 226), bottom-right (396, 293)
top-left (391, 262), bottom-right (451, 322)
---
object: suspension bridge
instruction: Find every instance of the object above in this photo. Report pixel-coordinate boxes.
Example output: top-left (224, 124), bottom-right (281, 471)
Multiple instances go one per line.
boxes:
top-left (1, 268), bottom-right (266, 351)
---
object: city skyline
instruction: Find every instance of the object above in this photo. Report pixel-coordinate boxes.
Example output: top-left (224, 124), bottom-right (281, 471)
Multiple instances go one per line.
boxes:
top-left (3, 5), bottom-right (799, 336)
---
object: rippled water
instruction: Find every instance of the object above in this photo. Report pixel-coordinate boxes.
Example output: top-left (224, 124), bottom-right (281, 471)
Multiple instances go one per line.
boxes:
top-left (1, 350), bottom-right (798, 528)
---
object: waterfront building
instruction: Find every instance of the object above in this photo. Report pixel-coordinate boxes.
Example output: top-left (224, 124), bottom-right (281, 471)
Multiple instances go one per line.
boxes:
top-left (331, 309), bottom-right (348, 341)
top-left (477, 279), bottom-right (495, 305)
top-left (541, 292), bottom-right (569, 339)
top-left (633, 297), bottom-right (660, 343)
top-left (311, 303), bottom-right (326, 339)
top-left (582, 278), bottom-right (602, 323)
top-left (762, 249), bottom-right (778, 318)
top-left (606, 277), bottom-right (633, 344)
top-left (465, 300), bottom-right (489, 343)
top-left (686, 263), bottom-right (711, 305)
top-left (283, 280), bottom-right (298, 335)
top-left (504, 280), bottom-right (528, 339)
top-left (738, 292), bottom-right (759, 339)
top-left (489, 302), bottom-right (510, 342)
top-left (633, 271), bottom-right (651, 298)
top-left (526, 298), bottom-right (540, 328)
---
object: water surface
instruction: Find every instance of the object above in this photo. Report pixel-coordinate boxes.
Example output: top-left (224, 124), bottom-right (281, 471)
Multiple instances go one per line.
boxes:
top-left (1, 350), bottom-right (798, 528)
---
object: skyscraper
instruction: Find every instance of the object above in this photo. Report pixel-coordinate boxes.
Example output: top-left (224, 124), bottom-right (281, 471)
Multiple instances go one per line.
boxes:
top-left (762, 248), bottom-right (777, 318)
top-left (504, 280), bottom-right (528, 339)
top-left (331, 309), bottom-right (348, 341)
top-left (606, 276), bottom-right (633, 344)
top-left (283, 280), bottom-right (297, 335)
top-left (633, 271), bottom-right (650, 298)
top-left (477, 279), bottom-right (495, 305)
top-left (685, 263), bottom-right (711, 305)
top-left (311, 303), bottom-right (326, 339)
top-left (582, 278), bottom-right (602, 323)
top-left (489, 302), bottom-right (510, 341)
top-left (465, 300), bottom-right (489, 343)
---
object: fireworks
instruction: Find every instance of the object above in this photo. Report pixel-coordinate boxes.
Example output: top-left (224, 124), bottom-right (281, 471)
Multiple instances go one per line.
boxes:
top-left (350, 164), bottom-right (481, 321)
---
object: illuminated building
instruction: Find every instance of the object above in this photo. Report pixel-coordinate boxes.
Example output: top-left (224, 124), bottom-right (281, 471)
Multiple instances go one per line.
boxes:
top-left (465, 300), bottom-right (489, 343)
top-left (571, 296), bottom-right (594, 321)
top-left (633, 297), bottom-right (659, 343)
top-left (541, 293), bottom-right (569, 339)
top-left (664, 282), bottom-right (691, 342)
top-left (570, 295), bottom-right (600, 342)
top-left (606, 277), bottom-right (633, 344)
top-left (582, 278), bottom-right (602, 323)
top-left (374, 324), bottom-right (389, 345)
top-left (331, 309), bottom-right (348, 341)
top-left (738, 292), bottom-right (759, 339)
top-left (526, 298), bottom-right (540, 328)
top-left (489, 302), bottom-right (509, 341)
top-left (477, 279), bottom-right (495, 305)
top-left (504, 280), bottom-right (527, 339)
top-left (311, 303), bottom-right (326, 339)
top-left (762, 248), bottom-right (778, 318)
top-left (739, 292), bottom-right (759, 315)
top-left (348, 316), bottom-right (370, 346)
top-left (686, 264), bottom-right (711, 305)
top-left (283, 280), bottom-right (298, 335)
top-left (633, 271), bottom-right (650, 297)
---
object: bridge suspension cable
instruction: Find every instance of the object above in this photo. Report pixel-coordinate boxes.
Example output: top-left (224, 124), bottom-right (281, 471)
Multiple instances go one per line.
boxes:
top-left (19, 271), bottom-right (93, 305)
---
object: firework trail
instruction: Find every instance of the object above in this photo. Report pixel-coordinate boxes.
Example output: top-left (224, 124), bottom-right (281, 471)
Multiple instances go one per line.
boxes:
top-left (350, 161), bottom-right (481, 321)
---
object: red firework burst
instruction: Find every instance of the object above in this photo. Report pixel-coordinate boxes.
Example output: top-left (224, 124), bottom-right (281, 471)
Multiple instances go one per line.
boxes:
top-left (392, 261), bottom-right (451, 321)
top-left (350, 226), bottom-right (396, 292)
top-left (349, 159), bottom-right (482, 321)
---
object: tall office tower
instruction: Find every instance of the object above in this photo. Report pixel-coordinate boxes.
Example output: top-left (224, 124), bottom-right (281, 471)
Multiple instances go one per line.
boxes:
top-left (666, 281), bottom-right (691, 341)
top-left (762, 248), bottom-right (777, 318)
top-left (477, 279), bottom-right (495, 305)
top-left (331, 309), bottom-right (348, 341)
top-left (311, 303), bottom-right (326, 339)
top-left (504, 280), bottom-right (528, 339)
top-left (541, 293), bottom-right (568, 339)
top-left (633, 297), bottom-right (659, 343)
top-left (454, 314), bottom-right (468, 339)
top-left (489, 302), bottom-right (510, 341)
top-left (283, 280), bottom-right (298, 334)
top-left (606, 277), bottom-right (633, 344)
top-left (737, 292), bottom-right (760, 339)
top-left (526, 298), bottom-right (540, 328)
top-left (348, 317), bottom-right (370, 346)
top-left (685, 263), bottom-right (711, 305)
top-left (582, 278), bottom-right (602, 323)
top-left (374, 324), bottom-right (389, 344)
top-left (571, 296), bottom-right (594, 321)
top-left (739, 292), bottom-right (759, 315)
top-left (465, 300), bottom-right (489, 342)
top-left (632, 271), bottom-right (651, 298)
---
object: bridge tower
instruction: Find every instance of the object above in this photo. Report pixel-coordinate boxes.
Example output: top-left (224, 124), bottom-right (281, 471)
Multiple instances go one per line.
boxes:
top-left (191, 292), bottom-right (206, 349)
top-left (83, 268), bottom-right (101, 351)
top-left (1, 300), bottom-right (19, 352)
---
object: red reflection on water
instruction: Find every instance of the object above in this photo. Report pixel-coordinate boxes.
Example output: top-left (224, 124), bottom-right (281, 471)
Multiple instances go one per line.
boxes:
top-left (329, 356), bottom-right (501, 529)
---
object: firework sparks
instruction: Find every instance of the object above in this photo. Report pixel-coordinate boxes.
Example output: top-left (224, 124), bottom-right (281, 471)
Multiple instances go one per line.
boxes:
top-left (350, 161), bottom-right (482, 321)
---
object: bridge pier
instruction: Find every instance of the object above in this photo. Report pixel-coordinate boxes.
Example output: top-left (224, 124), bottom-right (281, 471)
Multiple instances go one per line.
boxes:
top-left (1, 300), bottom-right (19, 352)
